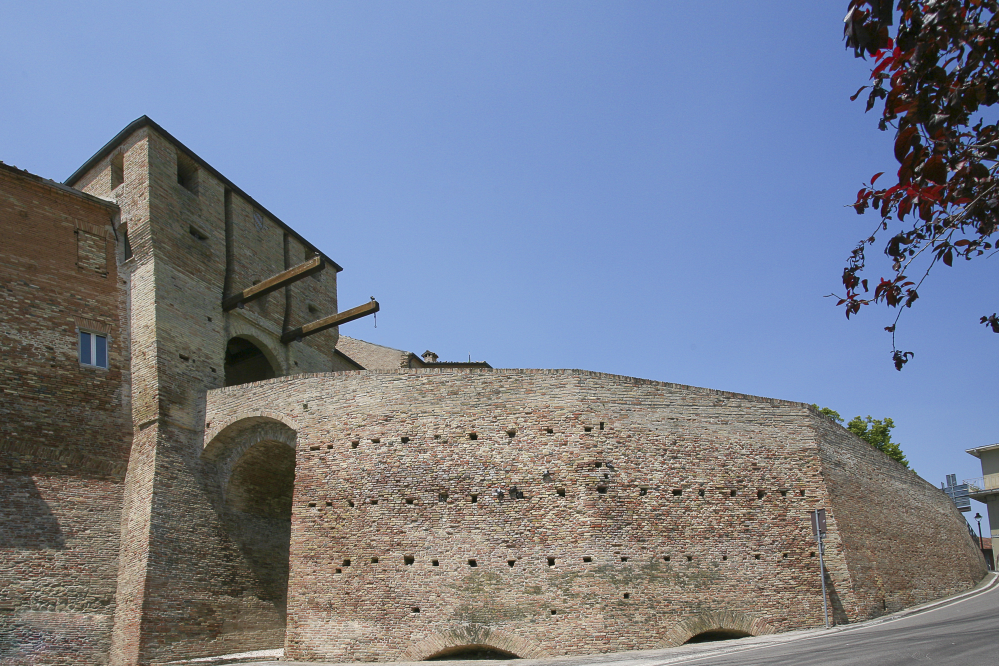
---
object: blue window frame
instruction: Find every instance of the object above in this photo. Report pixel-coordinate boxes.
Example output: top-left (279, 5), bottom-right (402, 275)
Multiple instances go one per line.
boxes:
top-left (79, 331), bottom-right (109, 369)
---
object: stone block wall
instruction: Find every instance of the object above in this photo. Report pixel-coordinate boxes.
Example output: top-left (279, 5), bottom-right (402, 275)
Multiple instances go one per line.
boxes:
top-left (203, 369), bottom-right (986, 662)
top-left (0, 163), bottom-right (130, 665)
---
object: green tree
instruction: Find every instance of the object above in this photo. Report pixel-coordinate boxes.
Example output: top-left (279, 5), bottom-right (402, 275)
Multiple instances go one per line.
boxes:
top-left (839, 1), bottom-right (998, 370)
top-left (812, 405), bottom-right (910, 467)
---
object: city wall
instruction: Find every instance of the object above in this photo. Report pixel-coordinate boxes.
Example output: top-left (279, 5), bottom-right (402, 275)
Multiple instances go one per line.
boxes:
top-left (204, 369), bottom-right (987, 662)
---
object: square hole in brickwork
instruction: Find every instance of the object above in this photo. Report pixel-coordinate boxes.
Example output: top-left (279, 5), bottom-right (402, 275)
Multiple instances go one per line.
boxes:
top-left (470, 494), bottom-right (478, 504)
top-left (754, 554), bottom-right (761, 560)
top-left (597, 486), bottom-right (607, 494)
top-left (431, 559), bottom-right (439, 567)
top-left (556, 487), bottom-right (565, 497)
top-left (188, 225), bottom-right (208, 241)
top-left (547, 557), bottom-right (555, 567)
top-left (782, 553), bottom-right (788, 559)
top-left (722, 555), bottom-right (728, 561)
top-left (468, 432), bottom-right (478, 441)
top-left (546, 428), bottom-right (554, 434)
top-left (508, 560), bottom-right (516, 567)
top-left (551, 609), bottom-right (558, 615)
top-left (542, 471), bottom-right (552, 482)
top-left (583, 556), bottom-right (592, 563)
top-left (309, 445), bottom-right (321, 451)
top-left (438, 492), bottom-right (448, 503)
top-left (800, 489), bottom-right (806, 496)
top-left (308, 502), bottom-right (317, 507)
top-left (351, 440), bottom-right (359, 449)
top-left (507, 429), bottom-right (516, 438)
top-left (371, 557), bottom-right (379, 564)
top-left (308, 303), bottom-right (319, 315)
top-left (595, 462), bottom-right (602, 468)
top-left (468, 559), bottom-right (477, 567)
top-left (177, 152), bottom-right (199, 194)
top-left (620, 556), bottom-right (629, 562)
top-left (810, 552), bottom-right (816, 557)
top-left (406, 498), bottom-right (415, 505)
top-left (686, 555), bottom-right (693, 562)
top-left (672, 489), bottom-right (682, 496)
top-left (412, 607), bottom-right (420, 613)
top-left (404, 556), bottom-right (415, 565)
top-left (370, 499), bottom-right (378, 505)
top-left (757, 490), bottom-right (766, 499)
top-left (335, 568), bottom-right (342, 574)
top-left (584, 427), bottom-right (592, 433)
top-left (326, 444), bottom-right (334, 449)
top-left (599, 422), bottom-right (605, 430)
top-left (325, 501), bottom-right (332, 507)
top-left (663, 555), bottom-right (671, 562)
top-left (346, 500), bottom-right (355, 508)
top-left (730, 489), bottom-right (738, 497)
top-left (110, 152), bottom-right (125, 188)
top-left (639, 488), bottom-right (648, 496)
top-left (603, 473), bottom-right (609, 479)
top-left (303, 403), bottom-right (309, 411)
top-left (178, 353), bottom-right (190, 361)
top-left (401, 436), bottom-right (410, 444)
top-left (780, 489), bottom-right (788, 497)
top-left (371, 438), bottom-right (380, 444)
top-left (698, 488), bottom-right (705, 497)
top-left (623, 593), bottom-right (630, 599)
top-left (434, 434), bottom-right (441, 440)
top-left (343, 559), bottom-right (351, 567)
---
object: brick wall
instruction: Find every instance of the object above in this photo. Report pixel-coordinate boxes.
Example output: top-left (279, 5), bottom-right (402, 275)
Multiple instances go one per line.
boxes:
top-left (203, 369), bottom-right (986, 662)
top-left (0, 163), bottom-right (130, 665)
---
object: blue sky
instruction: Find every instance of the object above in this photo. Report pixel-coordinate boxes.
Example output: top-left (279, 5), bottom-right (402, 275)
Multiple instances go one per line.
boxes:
top-left (3, 2), bottom-right (995, 523)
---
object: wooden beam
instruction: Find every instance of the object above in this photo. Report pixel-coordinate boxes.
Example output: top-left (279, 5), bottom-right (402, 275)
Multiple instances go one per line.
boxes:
top-left (282, 299), bottom-right (380, 344)
top-left (222, 256), bottom-right (324, 311)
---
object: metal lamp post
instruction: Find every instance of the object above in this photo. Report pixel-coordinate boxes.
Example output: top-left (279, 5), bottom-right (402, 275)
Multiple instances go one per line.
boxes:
top-left (974, 512), bottom-right (984, 549)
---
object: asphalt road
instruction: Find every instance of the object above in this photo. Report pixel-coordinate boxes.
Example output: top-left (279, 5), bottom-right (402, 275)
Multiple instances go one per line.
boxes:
top-left (658, 579), bottom-right (999, 666)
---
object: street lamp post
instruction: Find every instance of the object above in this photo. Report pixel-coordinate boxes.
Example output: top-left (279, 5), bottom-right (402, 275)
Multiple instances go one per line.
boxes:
top-left (974, 512), bottom-right (984, 550)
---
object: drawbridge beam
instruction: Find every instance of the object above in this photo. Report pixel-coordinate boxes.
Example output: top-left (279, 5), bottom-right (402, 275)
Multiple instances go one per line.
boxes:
top-left (222, 256), bottom-right (325, 312)
top-left (282, 299), bottom-right (380, 344)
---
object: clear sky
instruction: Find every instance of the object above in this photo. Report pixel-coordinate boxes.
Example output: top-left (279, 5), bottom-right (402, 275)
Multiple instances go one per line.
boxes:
top-left (3, 2), bottom-right (995, 525)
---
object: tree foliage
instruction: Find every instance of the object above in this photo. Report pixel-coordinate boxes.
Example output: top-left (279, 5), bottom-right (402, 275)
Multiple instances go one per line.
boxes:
top-left (839, 0), bottom-right (999, 369)
top-left (812, 405), bottom-right (910, 467)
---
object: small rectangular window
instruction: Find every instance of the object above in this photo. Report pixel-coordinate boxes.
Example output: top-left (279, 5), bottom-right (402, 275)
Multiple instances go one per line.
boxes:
top-left (110, 152), bottom-right (125, 189)
top-left (80, 331), bottom-right (109, 369)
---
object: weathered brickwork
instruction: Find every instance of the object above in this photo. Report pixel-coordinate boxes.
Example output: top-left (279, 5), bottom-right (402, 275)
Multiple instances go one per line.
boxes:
top-left (202, 369), bottom-right (987, 662)
top-left (1, 117), bottom-right (988, 666)
top-left (0, 163), bottom-right (130, 665)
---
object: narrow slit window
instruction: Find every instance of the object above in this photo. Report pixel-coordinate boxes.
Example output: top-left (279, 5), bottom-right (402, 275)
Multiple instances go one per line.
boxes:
top-left (110, 152), bottom-right (125, 188)
top-left (79, 331), bottom-right (109, 369)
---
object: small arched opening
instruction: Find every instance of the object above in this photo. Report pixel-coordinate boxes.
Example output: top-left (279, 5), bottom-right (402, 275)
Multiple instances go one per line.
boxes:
top-left (225, 336), bottom-right (277, 387)
top-left (425, 645), bottom-right (521, 661)
top-left (683, 629), bottom-right (753, 644)
top-left (223, 438), bottom-right (295, 640)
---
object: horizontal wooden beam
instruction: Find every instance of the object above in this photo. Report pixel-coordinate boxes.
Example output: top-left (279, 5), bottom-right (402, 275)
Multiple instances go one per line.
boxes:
top-left (282, 299), bottom-right (380, 344)
top-left (222, 256), bottom-right (324, 311)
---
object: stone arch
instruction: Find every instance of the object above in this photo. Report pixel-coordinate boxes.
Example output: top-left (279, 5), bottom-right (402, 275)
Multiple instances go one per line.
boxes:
top-left (225, 334), bottom-right (280, 386)
top-left (659, 611), bottom-right (776, 648)
top-left (399, 625), bottom-right (551, 661)
top-left (202, 414), bottom-right (298, 500)
top-left (202, 414), bottom-right (299, 650)
top-left (224, 316), bottom-right (286, 379)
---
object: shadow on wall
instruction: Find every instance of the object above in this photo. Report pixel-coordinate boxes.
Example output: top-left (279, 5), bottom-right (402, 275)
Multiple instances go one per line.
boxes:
top-left (0, 475), bottom-right (65, 549)
top-left (219, 439), bottom-right (295, 623)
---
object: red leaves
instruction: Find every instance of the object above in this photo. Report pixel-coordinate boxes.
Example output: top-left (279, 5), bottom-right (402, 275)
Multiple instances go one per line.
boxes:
top-left (894, 126), bottom-right (918, 162)
top-left (923, 154), bottom-right (948, 184)
top-left (871, 171), bottom-right (884, 184)
top-left (841, 0), bottom-right (999, 369)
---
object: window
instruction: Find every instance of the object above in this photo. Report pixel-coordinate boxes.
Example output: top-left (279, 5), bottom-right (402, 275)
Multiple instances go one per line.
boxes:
top-left (80, 331), bottom-right (108, 368)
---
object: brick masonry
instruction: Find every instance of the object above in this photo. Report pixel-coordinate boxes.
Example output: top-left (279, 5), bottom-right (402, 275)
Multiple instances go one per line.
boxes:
top-left (202, 369), bottom-right (987, 662)
top-left (0, 118), bottom-right (988, 666)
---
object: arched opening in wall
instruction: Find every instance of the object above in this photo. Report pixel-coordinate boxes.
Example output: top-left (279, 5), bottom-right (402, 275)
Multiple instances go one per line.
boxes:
top-left (225, 336), bottom-right (276, 387)
top-left (683, 629), bottom-right (752, 644)
top-left (425, 645), bottom-right (521, 661)
top-left (223, 439), bottom-right (295, 644)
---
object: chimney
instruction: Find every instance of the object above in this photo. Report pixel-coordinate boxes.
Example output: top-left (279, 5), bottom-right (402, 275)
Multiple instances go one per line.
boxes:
top-left (422, 350), bottom-right (439, 364)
